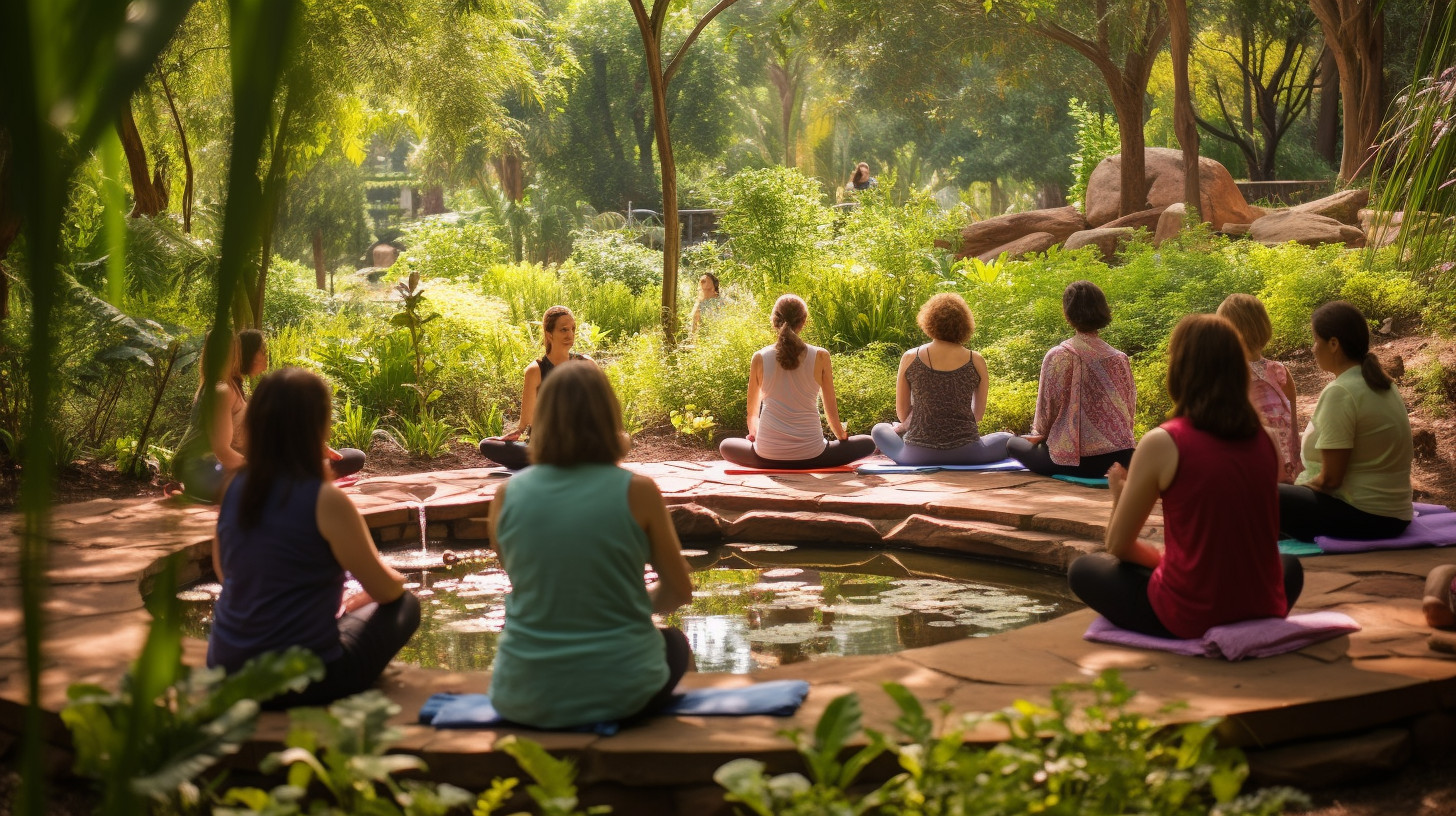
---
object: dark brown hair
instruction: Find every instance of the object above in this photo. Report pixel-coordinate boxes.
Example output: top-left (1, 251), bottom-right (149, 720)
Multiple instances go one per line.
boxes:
top-left (196, 329), bottom-right (244, 400)
top-left (1166, 314), bottom-right (1262, 440)
top-left (239, 329), bottom-right (266, 376)
top-left (1312, 300), bottom-right (1392, 391)
top-left (238, 368), bottom-right (331, 529)
top-left (699, 272), bottom-right (720, 299)
top-left (1216, 293), bottom-right (1273, 355)
top-left (917, 293), bottom-right (974, 344)
top-left (541, 305), bottom-right (574, 353)
top-left (529, 360), bottom-right (629, 466)
top-left (771, 294), bottom-right (809, 370)
top-left (1062, 280), bottom-right (1113, 333)
top-left (851, 162), bottom-right (871, 184)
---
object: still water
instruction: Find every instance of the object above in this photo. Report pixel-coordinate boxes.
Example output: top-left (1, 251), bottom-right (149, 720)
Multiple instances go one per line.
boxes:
top-left (177, 542), bottom-right (1080, 674)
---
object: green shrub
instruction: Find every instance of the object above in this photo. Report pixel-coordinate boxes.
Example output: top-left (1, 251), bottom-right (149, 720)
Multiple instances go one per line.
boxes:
top-left (1254, 243), bottom-right (1346, 353)
top-left (1133, 348), bottom-right (1173, 435)
top-left (332, 398), bottom-right (378, 452)
top-left (564, 229), bottom-right (663, 294)
top-left (1411, 358), bottom-right (1454, 418)
top-left (479, 262), bottom-right (568, 326)
top-left (716, 166), bottom-right (834, 288)
top-left (561, 267), bottom-right (661, 342)
top-left (838, 182), bottom-right (959, 280)
top-left (830, 346), bottom-right (899, 433)
top-left (982, 377), bottom-right (1037, 434)
top-left (1335, 249), bottom-right (1425, 324)
top-left (400, 215), bottom-right (509, 281)
top-left (386, 412), bottom-right (458, 458)
top-left (1068, 98), bottom-right (1121, 209)
top-left (262, 258), bottom-right (329, 330)
top-left (664, 301), bottom-right (772, 431)
top-left (794, 265), bottom-right (936, 353)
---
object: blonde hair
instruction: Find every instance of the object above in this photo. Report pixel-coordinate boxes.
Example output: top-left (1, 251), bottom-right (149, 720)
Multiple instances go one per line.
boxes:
top-left (1216, 293), bottom-right (1273, 356)
top-left (771, 294), bottom-right (809, 370)
top-left (529, 360), bottom-right (629, 466)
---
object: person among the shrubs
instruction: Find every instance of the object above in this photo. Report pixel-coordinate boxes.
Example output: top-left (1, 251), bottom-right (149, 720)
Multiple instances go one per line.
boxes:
top-left (1217, 294), bottom-right (1301, 484)
top-left (173, 331), bottom-right (249, 501)
top-left (488, 361), bottom-right (695, 729)
top-left (1007, 280), bottom-right (1136, 478)
top-left (845, 162), bottom-right (877, 192)
top-left (1279, 301), bottom-right (1412, 542)
top-left (1068, 314), bottom-right (1303, 639)
top-left (690, 273), bottom-right (723, 340)
top-left (871, 293), bottom-right (1014, 466)
top-left (207, 368), bottom-right (420, 707)
top-left (719, 294), bottom-right (876, 469)
top-left (479, 305), bottom-right (589, 470)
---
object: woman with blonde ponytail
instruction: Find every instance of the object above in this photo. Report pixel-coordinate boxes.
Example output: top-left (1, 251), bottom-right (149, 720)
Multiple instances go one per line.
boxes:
top-left (1279, 301), bottom-right (1412, 541)
top-left (719, 295), bottom-right (875, 469)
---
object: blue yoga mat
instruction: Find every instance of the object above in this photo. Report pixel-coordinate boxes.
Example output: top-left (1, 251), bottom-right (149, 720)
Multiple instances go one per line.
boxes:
top-left (1278, 538), bottom-right (1324, 557)
top-left (1050, 474), bottom-right (1110, 488)
top-left (419, 680), bottom-right (811, 732)
top-left (856, 458), bottom-right (1027, 475)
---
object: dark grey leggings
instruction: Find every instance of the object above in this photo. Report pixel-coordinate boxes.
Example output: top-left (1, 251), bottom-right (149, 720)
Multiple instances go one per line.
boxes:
top-left (478, 439), bottom-right (530, 470)
top-left (623, 626), bottom-right (692, 725)
top-left (1068, 552), bottom-right (1305, 638)
top-left (263, 592), bottom-right (422, 710)
top-left (1006, 437), bottom-right (1133, 478)
top-left (718, 435), bottom-right (877, 469)
top-left (180, 448), bottom-right (367, 502)
top-left (1278, 484), bottom-right (1410, 542)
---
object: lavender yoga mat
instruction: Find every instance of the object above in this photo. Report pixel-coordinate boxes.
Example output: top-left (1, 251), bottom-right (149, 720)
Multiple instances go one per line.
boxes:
top-left (1084, 611), bottom-right (1360, 660)
top-left (1316, 504), bottom-right (1456, 553)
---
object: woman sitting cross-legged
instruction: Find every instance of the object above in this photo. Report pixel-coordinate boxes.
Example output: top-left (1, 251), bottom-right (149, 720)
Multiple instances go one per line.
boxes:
top-left (718, 294), bottom-right (876, 469)
top-left (487, 360), bottom-right (695, 730)
top-left (479, 305), bottom-right (590, 470)
top-left (871, 293), bottom-right (1014, 466)
top-left (1067, 314), bottom-right (1303, 639)
top-left (1006, 280), bottom-right (1136, 478)
top-left (1278, 301), bottom-right (1413, 542)
top-left (207, 368), bottom-right (420, 707)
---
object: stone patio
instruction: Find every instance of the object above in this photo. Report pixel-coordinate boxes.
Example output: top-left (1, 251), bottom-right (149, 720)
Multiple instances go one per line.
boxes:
top-left (3, 461), bottom-right (1456, 812)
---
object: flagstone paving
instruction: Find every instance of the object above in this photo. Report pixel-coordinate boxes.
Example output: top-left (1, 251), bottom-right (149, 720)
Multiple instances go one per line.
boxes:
top-left (3, 460), bottom-right (1456, 811)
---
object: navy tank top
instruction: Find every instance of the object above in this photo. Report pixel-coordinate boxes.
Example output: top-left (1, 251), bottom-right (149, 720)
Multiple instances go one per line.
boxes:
top-left (536, 353), bottom-right (585, 380)
top-left (207, 474), bottom-right (345, 672)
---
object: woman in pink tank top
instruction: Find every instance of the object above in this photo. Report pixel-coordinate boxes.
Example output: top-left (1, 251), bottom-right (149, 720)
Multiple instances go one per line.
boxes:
top-left (1067, 314), bottom-right (1303, 639)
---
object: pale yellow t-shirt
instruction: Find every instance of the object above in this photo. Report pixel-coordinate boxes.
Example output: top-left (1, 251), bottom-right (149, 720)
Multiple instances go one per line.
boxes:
top-left (1297, 367), bottom-right (1413, 520)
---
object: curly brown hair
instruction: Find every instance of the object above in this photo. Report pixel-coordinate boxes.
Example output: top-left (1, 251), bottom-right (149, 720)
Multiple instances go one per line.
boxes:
top-left (916, 293), bottom-right (974, 344)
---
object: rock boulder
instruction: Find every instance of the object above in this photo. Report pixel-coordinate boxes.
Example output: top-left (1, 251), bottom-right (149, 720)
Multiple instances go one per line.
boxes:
top-left (957, 206), bottom-right (1086, 259)
top-left (1291, 188), bottom-right (1369, 225)
top-left (1359, 208), bottom-right (1405, 248)
top-left (1248, 210), bottom-right (1367, 248)
top-left (1064, 227), bottom-right (1134, 262)
top-left (1085, 147), bottom-right (1260, 230)
top-left (1103, 206), bottom-right (1167, 231)
top-left (1154, 203), bottom-right (1186, 245)
top-left (975, 231), bottom-right (1058, 263)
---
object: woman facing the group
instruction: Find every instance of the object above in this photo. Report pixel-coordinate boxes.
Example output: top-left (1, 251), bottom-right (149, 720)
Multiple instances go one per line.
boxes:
top-left (480, 305), bottom-right (588, 470)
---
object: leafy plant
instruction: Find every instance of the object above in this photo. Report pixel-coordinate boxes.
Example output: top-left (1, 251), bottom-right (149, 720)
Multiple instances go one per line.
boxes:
top-left (716, 671), bottom-right (1311, 816)
top-left (393, 271), bottom-right (442, 418)
top-left (61, 555), bottom-right (324, 815)
top-left (386, 412), bottom-right (459, 459)
top-left (1068, 98), bottom-right (1121, 209)
top-left (332, 398), bottom-right (379, 453)
top-left (461, 405), bottom-right (506, 447)
top-left (715, 166), bottom-right (834, 288)
top-left (669, 403), bottom-right (717, 442)
top-left (565, 229), bottom-right (664, 294)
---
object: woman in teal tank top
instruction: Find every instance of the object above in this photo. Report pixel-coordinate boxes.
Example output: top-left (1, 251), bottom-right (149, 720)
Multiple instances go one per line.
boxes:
top-left (487, 361), bottom-right (695, 729)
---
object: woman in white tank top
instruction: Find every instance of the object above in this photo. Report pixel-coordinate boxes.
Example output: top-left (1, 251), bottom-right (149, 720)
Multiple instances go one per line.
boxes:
top-left (719, 295), bottom-right (876, 469)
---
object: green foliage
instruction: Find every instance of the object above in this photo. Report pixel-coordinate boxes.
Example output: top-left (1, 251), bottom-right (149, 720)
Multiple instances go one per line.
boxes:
top-left (837, 183), bottom-right (959, 280)
top-left (461, 405), bottom-right (506, 447)
top-left (670, 404), bottom-right (718, 442)
top-left (565, 230), bottom-right (664, 294)
top-left (1411, 358), bottom-right (1454, 418)
top-left (263, 259), bottom-right (329, 330)
top-left (716, 671), bottom-right (1310, 815)
top-left (402, 216), bottom-right (511, 281)
top-left (1068, 98), bottom-right (1121, 208)
top-left (312, 331), bottom-right (419, 422)
top-left (982, 378), bottom-right (1038, 434)
top-left (62, 556), bottom-right (324, 815)
top-left (830, 347), bottom-right (899, 433)
top-left (716, 167), bottom-right (834, 287)
top-left (332, 398), bottom-right (378, 453)
top-left (484, 736), bottom-right (612, 816)
top-left (662, 301), bottom-right (773, 431)
top-left (392, 271), bottom-right (443, 417)
top-left (387, 412), bottom-right (459, 458)
top-left (796, 265), bottom-right (936, 353)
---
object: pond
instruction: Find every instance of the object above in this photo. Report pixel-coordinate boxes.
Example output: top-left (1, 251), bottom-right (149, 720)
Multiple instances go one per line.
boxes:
top-left (176, 542), bottom-right (1081, 674)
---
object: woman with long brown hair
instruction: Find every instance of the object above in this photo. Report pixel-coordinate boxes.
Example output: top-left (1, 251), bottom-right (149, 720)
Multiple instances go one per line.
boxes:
top-left (718, 294), bottom-right (875, 469)
top-left (173, 331), bottom-right (249, 501)
top-left (479, 305), bottom-right (591, 470)
top-left (1067, 314), bottom-right (1302, 638)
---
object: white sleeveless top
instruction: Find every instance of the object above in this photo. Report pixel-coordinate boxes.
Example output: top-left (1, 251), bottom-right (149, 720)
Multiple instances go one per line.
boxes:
top-left (755, 344), bottom-right (827, 461)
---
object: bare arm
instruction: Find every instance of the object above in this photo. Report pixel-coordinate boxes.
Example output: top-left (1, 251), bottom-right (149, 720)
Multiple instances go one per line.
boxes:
top-left (1308, 447), bottom-right (1353, 492)
top-left (209, 386), bottom-right (246, 470)
top-left (1279, 365), bottom-right (1299, 434)
top-left (1104, 428), bottom-right (1178, 570)
top-left (894, 350), bottom-right (914, 424)
top-left (971, 351), bottom-right (990, 424)
top-left (745, 353), bottom-right (764, 440)
top-left (504, 363), bottom-right (542, 441)
top-left (629, 475), bottom-right (694, 615)
top-left (485, 482), bottom-right (507, 553)
top-left (316, 483), bottom-right (406, 604)
top-left (817, 351), bottom-right (848, 441)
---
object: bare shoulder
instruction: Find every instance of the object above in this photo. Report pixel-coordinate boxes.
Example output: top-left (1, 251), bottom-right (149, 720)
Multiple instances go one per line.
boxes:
top-left (627, 473), bottom-right (663, 514)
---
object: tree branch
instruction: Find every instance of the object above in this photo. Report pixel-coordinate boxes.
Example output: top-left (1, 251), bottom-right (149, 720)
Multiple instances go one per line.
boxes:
top-left (664, 0), bottom-right (741, 85)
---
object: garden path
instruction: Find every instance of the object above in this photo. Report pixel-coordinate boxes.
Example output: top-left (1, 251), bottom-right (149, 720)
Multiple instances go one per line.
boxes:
top-left (1, 463), bottom-right (1453, 811)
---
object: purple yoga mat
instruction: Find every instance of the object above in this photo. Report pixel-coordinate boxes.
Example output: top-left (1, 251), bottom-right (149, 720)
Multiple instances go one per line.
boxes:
top-left (1084, 611), bottom-right (1360, 660)
top-left (1316, 509), bottom-right (1456, 553)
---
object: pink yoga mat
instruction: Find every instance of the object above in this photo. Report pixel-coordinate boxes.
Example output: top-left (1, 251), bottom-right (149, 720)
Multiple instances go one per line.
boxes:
top-left (722, 465), bottom-right (856, 475)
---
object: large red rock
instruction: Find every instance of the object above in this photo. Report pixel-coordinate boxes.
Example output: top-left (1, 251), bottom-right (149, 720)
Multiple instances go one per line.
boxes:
top-left (956, 207), bottom-right (1086, 259)
top-left (1291, 188), bottom-right (1369, 225)
top-left (1085, 147), bottom-right (1260, 230)
top-left (1359, 208), bottom-right (1405, 248)
top-left (974, 232), bottom-right (1058, 263)
top-left (1064, 227), bottom-right (1134, 261)
top-left (1102, 206), bottom-right (1167, 231)
top-left (1248, 210), bottom-right (1367, 248)
top-left (1154, 202), bottom-right (1186, 245)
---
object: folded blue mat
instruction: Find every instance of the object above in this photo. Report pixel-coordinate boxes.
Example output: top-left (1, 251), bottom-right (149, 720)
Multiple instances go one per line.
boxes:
top-left (856, 458), bottom-right (1027, 475)
top-left (1050, 474), bottom-right (1110, 488)
top-left (1278, 538), bottom-right (1324, 557)
top-left (419, 680), bottom-right (811, 733)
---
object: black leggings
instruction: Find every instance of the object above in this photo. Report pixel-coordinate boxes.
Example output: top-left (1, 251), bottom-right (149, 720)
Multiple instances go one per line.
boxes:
top-left (478, 439), bottom-right (530, 470)
top-left (1067, 552), bottom-right (1305, 638)
top-left (718, 436), bottom-right (876, 469)
top-left (1005, 437), bottom-right (1133, 479)
top-left (263, 592), bottom-right (422, 710)
top-left (1278, 484), bottom-right (1410, 542)
top-left (622, 626), bottom-right (692, 723)
top-left (180, 448), bottom-right (367, 502)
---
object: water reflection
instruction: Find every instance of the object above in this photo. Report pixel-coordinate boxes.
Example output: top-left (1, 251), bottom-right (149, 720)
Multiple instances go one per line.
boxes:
top-left (175, 543), bottom-right (1080, 674)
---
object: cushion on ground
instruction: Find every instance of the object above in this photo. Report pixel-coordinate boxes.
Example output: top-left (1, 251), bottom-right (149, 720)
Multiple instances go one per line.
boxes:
top-left (1084, 611), bottom-right (1360, 660)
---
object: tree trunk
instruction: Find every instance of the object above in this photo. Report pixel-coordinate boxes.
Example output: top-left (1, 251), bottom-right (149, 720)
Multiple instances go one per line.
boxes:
top-left (768, 61), bottom-right (798, 167)
top-left (493, 149), bottom-right (525, 201)
top-left (989, 177), bottom-right (1007, 214)
top-left (1315, 48), bottom-right (1340, 166)
top-left (630, 4), bottom-right (681, 344)
top-left (1110, 88), bottom-right (1150, 217)
top-left (118, 103), bottom-right (166, 217)
top-left (312, 227), bottom-right (326, 289)
top-left (421, 185), bottom-right (445, 215)
top-left (1038, 182), bottom-right (1067, 209)
top-left (158, 70), bottom-right (194, 233)
top-left (1168, 0), bottom-right (1201, 220)
top-left (1310, 0), bottom-right (1383, 180)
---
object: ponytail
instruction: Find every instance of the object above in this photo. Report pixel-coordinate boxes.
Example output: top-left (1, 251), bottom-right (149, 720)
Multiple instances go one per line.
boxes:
top-left (1312, 300), bottom-right (1391, 391)
top-left (771, 294), bottom-right (809, 370)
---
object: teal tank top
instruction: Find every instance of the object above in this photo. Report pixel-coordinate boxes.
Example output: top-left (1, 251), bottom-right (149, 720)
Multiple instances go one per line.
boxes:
top-left (488, 464), bottom-right (667, 728)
